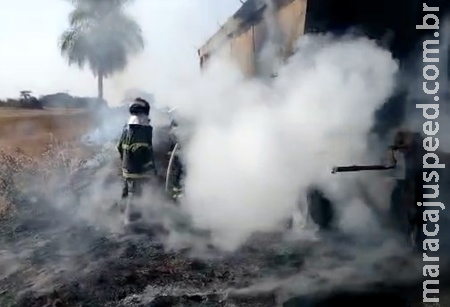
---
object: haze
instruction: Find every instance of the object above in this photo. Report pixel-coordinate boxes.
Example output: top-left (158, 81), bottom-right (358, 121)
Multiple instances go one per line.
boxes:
top-left (0, 0), bottom-right (241, 104)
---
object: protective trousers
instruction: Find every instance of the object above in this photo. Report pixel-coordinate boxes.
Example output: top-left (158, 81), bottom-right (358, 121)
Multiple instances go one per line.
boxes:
top-left (121, 177), bottom-right (149, 223)
top-left (122, 178), bottom-right (148, 199)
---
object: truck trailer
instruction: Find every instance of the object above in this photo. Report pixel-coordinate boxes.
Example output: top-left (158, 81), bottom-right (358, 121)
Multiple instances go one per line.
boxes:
top-left (198, 0), bottom-right (448, 78)
top-left (198, 0), bottom-right (307, 77)
top-left (193, 0), bottom-right (450, 248)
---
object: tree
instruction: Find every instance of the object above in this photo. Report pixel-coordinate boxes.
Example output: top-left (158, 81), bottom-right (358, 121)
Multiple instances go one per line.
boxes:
top-left (59, 0), bottom-right (144, 99)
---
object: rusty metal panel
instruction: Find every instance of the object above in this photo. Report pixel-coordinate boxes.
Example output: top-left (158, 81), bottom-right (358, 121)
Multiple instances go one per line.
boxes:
top-left (230, 28), bottom-right (256, 76)
top-left (253, 21), bottom-right (268, 54)
top-left (198, 17), bottom-right (240, 58)
top-left (200, 35), bottom-right (233, 70)
top-left (291, 0), bottom-right (307, 42)
top-left (276, 0), bottom-right (307, 58)
top-left (199, 0), bottom-right (308, 75)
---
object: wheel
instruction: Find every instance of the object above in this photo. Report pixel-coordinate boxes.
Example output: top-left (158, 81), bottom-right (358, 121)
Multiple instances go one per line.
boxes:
top-left (407, 202), bottom-right (424, 252)
top-left (284, 216), bottom-right (294, 230)
top-left (389, 180), bottom-right (409, 233)
top-left (389, 177), bottom-right (424, 251)
top-left (408, 176), bottom-right (425, 251)
top-left (408, 221), bottom-right (423, 252)
top-left (165, 143), bottom-right (183, 200)
top-left (306, 187), bottom-right (335, 230)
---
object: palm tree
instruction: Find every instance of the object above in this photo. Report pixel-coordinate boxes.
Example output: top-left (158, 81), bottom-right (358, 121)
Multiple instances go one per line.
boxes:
top-left (59, 0), bottom-right (144, 99)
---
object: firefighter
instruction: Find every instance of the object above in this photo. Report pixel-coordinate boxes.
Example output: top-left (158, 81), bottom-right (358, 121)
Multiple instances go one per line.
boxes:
top-left (117, 97), bottom-right (157, 224)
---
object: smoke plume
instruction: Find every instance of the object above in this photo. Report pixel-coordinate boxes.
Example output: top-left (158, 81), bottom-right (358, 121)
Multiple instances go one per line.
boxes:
top-left (50, 0), bottom-right (402, 253)
top-left (166, 34), bottom-right (399, 251)
top-left (1, 0), bottom-right (402, 253)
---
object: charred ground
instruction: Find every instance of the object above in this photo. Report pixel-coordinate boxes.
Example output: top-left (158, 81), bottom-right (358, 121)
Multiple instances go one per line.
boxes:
top-left (0, 133), bottom-right (448, 307)
top-left (2, 0), bottom-right (450, 305)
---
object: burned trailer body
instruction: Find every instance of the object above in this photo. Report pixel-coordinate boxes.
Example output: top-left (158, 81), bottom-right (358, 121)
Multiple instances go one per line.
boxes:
top-left (198, 0), bottom-right (307, 77)
top-left (191, 0), bottom-right (450, 235)
top-left (198, 0), bottom-right (449, 79)
top-left (198, 0), bottom-right (450, 139)
top-left (163, 1), bottom-right (450, 229)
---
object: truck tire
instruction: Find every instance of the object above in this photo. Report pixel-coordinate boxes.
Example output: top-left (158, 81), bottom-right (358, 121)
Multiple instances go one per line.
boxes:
top-left (407, 203), bottom-right (425, 252)
top-left (389, 178), bottom-right (424, 251)
top-left (389, 180), bottom-right (409, 234)
top-left (306, 187), bottom-right (335, 230)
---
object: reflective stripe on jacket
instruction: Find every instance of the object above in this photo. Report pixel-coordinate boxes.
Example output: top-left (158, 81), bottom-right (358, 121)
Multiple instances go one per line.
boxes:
top-left (117, 124), bottom-right (156, 178)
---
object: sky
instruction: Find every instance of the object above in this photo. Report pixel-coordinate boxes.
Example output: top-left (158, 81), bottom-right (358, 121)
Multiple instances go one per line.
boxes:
top-left (0, 0), bottom-right (241, 103)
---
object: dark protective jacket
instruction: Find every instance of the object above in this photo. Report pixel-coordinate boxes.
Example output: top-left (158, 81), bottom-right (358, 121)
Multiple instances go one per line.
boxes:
top-left (117, 124), bottom-right (157, 178)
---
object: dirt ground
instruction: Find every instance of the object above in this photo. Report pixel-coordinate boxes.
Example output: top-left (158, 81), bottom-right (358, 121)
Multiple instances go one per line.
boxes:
top-left (0, 108), bottom-right (448, 307)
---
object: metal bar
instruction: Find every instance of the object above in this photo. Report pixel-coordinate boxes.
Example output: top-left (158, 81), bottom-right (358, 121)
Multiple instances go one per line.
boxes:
top-left (332, 165), bottom-right (394, 174)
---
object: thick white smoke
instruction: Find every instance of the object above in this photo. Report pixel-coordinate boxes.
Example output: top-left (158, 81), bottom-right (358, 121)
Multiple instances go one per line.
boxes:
top-left (166, 34), bottom-right (399, 250)
top-left (16, 0), bottom-right (401, 252)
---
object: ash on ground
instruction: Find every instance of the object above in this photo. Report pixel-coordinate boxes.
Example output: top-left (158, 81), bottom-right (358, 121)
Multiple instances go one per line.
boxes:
top-left (0, 145), bottom-right (444, 307)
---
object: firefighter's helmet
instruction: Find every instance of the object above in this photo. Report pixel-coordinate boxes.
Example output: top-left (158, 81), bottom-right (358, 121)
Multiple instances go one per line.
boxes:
top-left (129, 97), bottom-right (150, 116)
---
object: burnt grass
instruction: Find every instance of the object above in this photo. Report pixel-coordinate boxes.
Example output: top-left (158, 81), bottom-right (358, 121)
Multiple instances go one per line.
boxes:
top-left (0, 149), bottom-right (447, 307)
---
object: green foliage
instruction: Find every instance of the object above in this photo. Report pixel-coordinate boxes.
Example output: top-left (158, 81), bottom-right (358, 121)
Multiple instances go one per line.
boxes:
top-left (59, 0), bottom-right (144, 78)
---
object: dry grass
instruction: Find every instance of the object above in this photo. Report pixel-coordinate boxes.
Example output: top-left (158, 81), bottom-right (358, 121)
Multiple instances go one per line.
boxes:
top-left (0, 144), bottom-right (93, 219)
top-left (0, 108), bottom-right (97, 217)
top-left (0, 195), bottom-right (12, 217)
top-left (0, 107), bottom-right (93, 156)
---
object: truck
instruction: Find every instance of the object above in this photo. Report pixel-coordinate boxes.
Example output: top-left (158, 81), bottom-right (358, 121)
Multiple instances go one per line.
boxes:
top-left (189, 0), bottom-right (450, 248)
